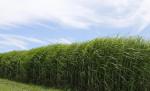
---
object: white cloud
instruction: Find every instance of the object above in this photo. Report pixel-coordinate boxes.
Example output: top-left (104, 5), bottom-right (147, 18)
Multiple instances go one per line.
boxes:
top-left (0, 0), bottom-right (150, 32)
top-left (0, 34), bottom-right (72, 52)
top-left (48, 38), bottom-right (72, 44)
top-left (0, 0), bottom-right (92, 28)
top-left (0, 34), bottom-right (46, 50)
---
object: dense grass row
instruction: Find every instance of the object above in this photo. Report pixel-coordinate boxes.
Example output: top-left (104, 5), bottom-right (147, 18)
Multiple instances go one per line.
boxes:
top-left (0, 37), bottom-right (150, 91)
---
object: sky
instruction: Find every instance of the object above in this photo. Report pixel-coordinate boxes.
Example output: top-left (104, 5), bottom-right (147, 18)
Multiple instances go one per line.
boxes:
top-left (0, 0), bottom-right (150, 52)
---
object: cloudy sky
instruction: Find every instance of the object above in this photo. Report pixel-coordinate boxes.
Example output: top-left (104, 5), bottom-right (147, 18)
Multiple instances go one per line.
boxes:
top-left (0, 0), bottom-right (150, 52)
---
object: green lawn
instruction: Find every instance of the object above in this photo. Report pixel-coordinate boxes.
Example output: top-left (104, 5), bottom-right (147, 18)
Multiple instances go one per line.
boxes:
top-left (0, 79), bottom-right (62, 91)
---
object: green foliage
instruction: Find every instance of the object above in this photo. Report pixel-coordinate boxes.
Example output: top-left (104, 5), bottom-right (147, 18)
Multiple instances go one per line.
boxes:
top-left (0, 78), bottom-right (62, 91)
top-left (0, 37), bottom-right (150, 91)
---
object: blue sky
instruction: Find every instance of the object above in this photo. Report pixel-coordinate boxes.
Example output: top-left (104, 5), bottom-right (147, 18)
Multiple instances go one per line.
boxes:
top-left (0, 0), bottom-right (150, 52)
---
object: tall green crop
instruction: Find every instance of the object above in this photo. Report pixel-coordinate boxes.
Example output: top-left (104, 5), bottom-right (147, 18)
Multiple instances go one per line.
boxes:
top-left (0, 37), bottom-right (150, 91)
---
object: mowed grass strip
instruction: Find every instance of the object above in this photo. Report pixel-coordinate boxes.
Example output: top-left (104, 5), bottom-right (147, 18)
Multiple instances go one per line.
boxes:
top-left (0, 79), bottom-right (62, 91)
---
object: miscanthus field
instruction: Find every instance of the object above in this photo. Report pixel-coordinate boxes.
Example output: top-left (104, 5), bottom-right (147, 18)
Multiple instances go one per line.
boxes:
top-left (0, 37), bottom-right (150, 91)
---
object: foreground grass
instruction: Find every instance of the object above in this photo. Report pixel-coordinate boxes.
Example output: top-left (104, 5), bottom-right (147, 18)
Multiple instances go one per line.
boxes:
top-left (0, 79), bottom-right (62, 91)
